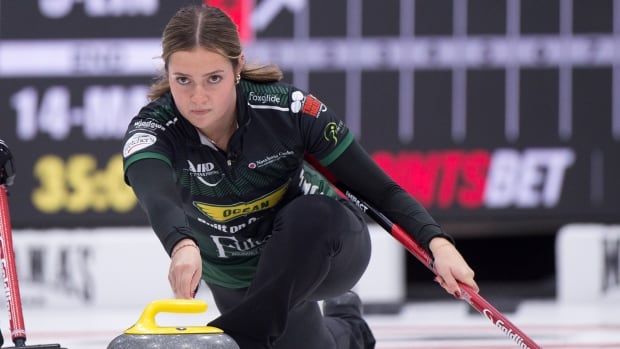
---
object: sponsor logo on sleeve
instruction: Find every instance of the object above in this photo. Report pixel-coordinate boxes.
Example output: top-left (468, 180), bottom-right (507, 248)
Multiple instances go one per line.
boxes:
top-left (133, 120), bottom-right (166, 131)
top-left (290, 91), bottom-right (304, 113)
top-left (323, 121), bottom-right (344, 145)
top-left (248, 91), bottom-right (284, 104)
top-left (301, 94), bottom-right (327, 118)
top-left (123, 133), bottom-right (156, 158)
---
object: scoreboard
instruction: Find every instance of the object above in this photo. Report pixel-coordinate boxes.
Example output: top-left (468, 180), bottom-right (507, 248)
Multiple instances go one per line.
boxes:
top-left (0, 0), bottom-right (178, 228)
top-left (1, 0), bottom-right (618, 235)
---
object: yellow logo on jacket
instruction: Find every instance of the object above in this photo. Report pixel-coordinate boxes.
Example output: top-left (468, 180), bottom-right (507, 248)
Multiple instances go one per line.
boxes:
top-left (193, 182), bottom-right (289, 223)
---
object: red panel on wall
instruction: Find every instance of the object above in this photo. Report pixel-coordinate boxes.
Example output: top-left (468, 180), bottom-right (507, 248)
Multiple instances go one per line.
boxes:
top-left (206, 0), bottom-right (254, 43)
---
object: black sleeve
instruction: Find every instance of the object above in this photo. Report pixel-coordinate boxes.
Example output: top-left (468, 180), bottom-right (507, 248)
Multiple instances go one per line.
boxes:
top-left (126, 159), bottom-right (197, 256)
top-left (326, 140), bottom-right (454, 251)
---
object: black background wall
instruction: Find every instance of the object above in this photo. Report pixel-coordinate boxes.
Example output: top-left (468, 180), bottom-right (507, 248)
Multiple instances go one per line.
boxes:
top-left (1, 0), bottom-right (617, 297)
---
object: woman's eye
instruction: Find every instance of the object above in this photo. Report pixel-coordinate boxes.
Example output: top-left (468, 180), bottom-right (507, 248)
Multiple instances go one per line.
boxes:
top-left (208, 75), bottom-right (223, 84)
top-left (176, 77), bottom-right (190, 85)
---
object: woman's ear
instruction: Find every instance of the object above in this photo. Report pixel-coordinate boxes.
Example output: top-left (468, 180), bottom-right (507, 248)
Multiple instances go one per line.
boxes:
top-left (237, 54), bottom-right (246, 74)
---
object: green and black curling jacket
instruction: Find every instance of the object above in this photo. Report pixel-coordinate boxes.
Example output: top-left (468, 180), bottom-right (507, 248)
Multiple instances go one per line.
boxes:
top-left (122, 79), bottom-right (452, 288)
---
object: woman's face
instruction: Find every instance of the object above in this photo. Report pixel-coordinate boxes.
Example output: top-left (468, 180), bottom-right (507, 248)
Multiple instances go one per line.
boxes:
top-left (167, 47), bottom-right (238, 131)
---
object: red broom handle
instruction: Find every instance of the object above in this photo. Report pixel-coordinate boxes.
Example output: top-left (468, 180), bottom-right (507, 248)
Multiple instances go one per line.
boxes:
top-left (0, 185), bottom-right (27, 345)
top-left (337, 185), bottom-right (542, 349)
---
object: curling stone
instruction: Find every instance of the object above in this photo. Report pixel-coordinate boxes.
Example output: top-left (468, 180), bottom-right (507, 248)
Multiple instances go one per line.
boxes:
top-left (107, 299), bottom-right (239, 349)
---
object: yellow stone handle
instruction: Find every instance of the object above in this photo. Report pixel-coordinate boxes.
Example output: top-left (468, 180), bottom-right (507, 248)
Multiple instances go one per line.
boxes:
top-left (125, 299), bottom-right (223, 335)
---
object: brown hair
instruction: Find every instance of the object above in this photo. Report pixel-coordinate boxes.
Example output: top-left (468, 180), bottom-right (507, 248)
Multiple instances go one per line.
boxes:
top-left (148, 5), bottom-right (283, 100)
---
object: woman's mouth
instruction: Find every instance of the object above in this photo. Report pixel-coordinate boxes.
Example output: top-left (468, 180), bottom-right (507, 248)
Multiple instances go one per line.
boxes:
top-left (191, 109), bottom-right (210, 115)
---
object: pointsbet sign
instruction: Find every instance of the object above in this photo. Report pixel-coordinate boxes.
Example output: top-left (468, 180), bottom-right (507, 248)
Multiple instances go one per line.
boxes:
top-left (374, 148), bottom-right (575, 210)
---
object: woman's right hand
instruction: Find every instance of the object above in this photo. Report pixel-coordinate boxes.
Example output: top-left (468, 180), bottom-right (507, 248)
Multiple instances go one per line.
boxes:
top-left (168, 239), bottom-right (202, 299)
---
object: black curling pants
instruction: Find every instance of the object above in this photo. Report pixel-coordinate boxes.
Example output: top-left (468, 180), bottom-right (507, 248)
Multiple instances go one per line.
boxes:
top-left (208, 194), bottom-right (373, 349)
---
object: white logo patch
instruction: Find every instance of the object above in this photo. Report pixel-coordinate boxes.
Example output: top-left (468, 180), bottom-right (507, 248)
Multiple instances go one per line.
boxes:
top-left (133, 120), bottom-right (165, 131)
top-left (187, 160), bottom-right (224, 187)
top-left (290, 91), bottom-right (304, 113)
top-left (249, 150), bottom-right (295, 169)
top-left (123, 133), bottom-right (156, 158)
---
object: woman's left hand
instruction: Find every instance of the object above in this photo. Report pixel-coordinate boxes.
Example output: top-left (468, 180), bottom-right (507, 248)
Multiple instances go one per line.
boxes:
top-left (429, 237), bottom-right (479, 298)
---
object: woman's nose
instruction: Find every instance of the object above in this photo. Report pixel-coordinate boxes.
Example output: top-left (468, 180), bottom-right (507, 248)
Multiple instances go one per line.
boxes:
top-left (190, 85), bottom-right (209, 105)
